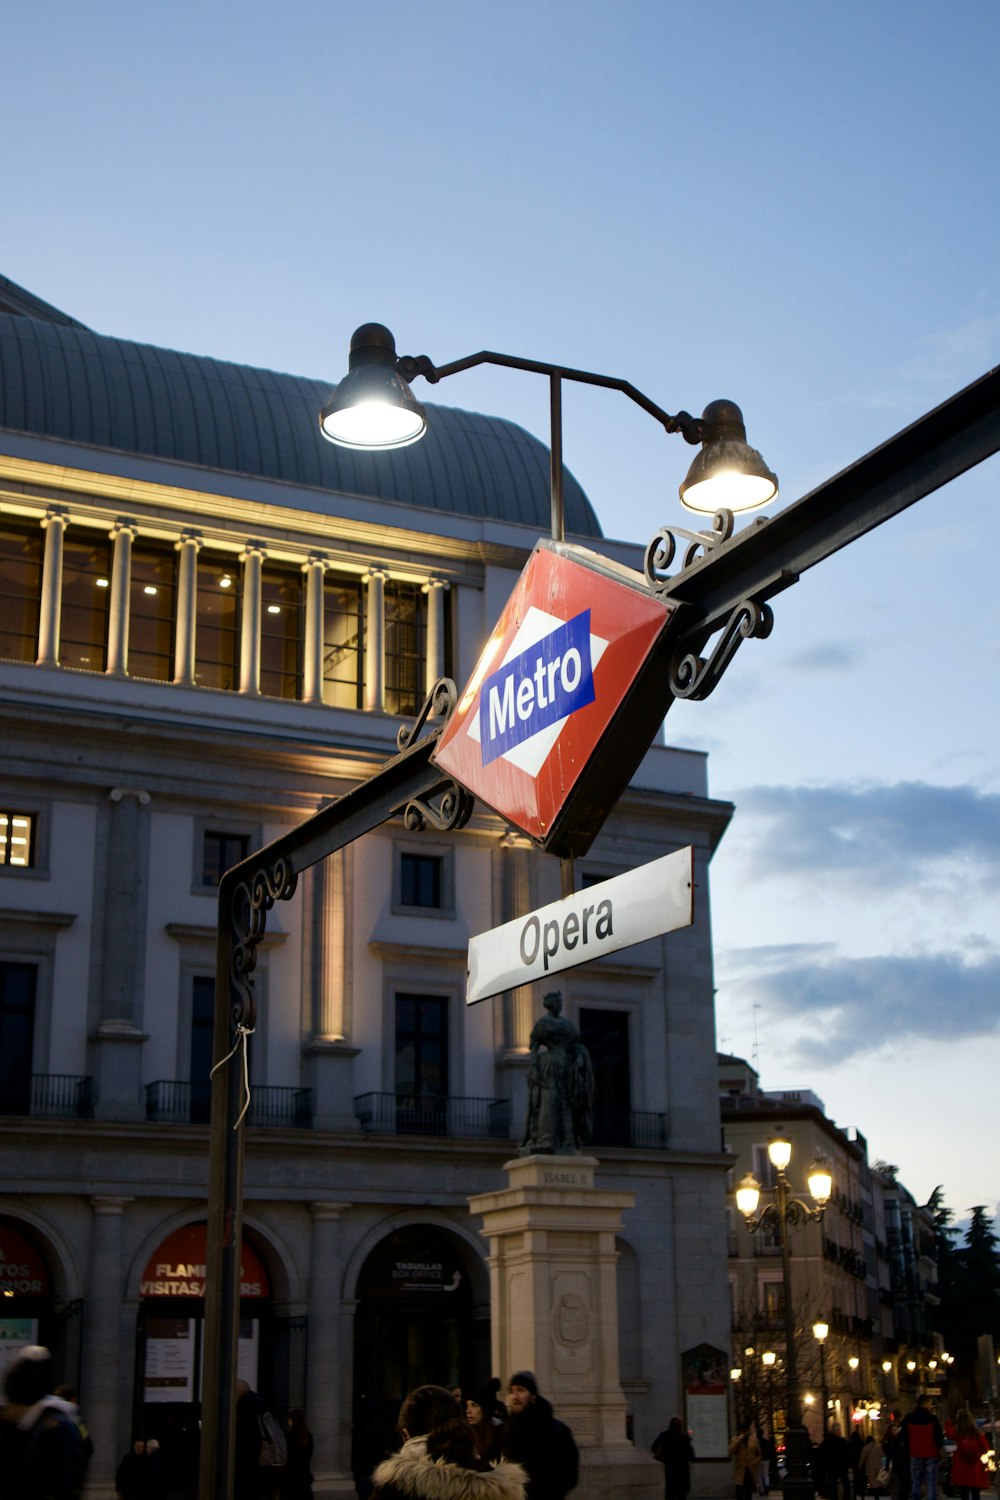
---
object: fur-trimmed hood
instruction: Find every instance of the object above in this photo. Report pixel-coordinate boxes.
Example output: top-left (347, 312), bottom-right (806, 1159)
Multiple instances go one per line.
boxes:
top-left (372, 1438), bottom-right (526, 1500)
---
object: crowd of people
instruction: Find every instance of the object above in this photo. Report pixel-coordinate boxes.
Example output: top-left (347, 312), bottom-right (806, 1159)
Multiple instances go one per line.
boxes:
top-left (4, 1338), bottom-right (996, 1500)
top-left (716, 1392), bottom-right (993, 1500)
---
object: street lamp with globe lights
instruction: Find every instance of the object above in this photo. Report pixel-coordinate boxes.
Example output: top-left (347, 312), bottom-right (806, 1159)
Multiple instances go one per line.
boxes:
top-left (737, 1134), bottom-right (833, 1500)
top-left (813, 1322), bottom-right (831, 1433)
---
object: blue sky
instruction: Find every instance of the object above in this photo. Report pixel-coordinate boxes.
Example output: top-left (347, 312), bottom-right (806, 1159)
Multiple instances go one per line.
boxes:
top-left (5, 1), bottom-right (999, 1226)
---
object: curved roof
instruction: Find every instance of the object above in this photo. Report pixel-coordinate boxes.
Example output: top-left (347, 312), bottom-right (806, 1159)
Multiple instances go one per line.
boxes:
top-left (0, 310), bottom-right (602, 537)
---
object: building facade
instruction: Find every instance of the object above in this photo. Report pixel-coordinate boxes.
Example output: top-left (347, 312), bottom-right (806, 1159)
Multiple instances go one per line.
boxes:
top-left (719, 1056), bottom-right (941, 1438)
top-left (0, 278), bottom-right (735, 1496)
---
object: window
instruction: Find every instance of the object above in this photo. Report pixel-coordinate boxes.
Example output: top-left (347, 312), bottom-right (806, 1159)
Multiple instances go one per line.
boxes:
top-left (0, 962), bottom-right (36, 1114)
top-left (400, 853), bottom-right (442, 909)
top-left (753, 1143), bottom-right (778, 1189)
top-left (129, 542), bottom-right (177, 681)
top-left (761, 1279), bottom-right (785, 1328)
top-left (384, 581), bottom-right (425, 717)
top-left (0, 520), bottom-right (42, 663)
top-left (260, 565), bottom-right (302, 699)
top-left (190, 976), bottom-right (215, 1123)
top-left (201, 831), bottom-right (249, 887)
top-left (195, 551), bottom-right (241, 690)
top-left (395, 993), bottom-right (448, 1099)
top-left (322, 575), bottom-right (364, 709)
top-left (60, 530), bottom-right (112, 671)
top-left (580, 1008), bottom-right (631, 1146)
top-left (0, 812), bottom-right (35, 868)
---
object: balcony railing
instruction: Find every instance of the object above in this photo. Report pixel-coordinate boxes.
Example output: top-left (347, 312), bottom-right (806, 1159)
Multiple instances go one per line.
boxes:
top-left (589, 1110), bottom-right (670, 1149)
top-left (146, 1081), bottom-right (313, 1128)
top-left (354, 1093), bottom-right (511, 1138)
top-left (0, 1074), bottom-right (94, 1119)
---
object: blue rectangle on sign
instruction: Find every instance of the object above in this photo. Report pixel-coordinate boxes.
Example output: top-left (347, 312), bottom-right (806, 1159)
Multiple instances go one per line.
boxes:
top-left (480, 610), bottom-right (595, 766)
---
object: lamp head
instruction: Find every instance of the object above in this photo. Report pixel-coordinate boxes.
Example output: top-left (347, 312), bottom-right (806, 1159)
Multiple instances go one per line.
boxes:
top-left (813, 1321), bottom-right (830, 1344)
top-left (849, 1357), bottom-right (860, 1371)
top-left (807, 1158), bottom-right (833, 1206)
top-left (679, 400), bottom-right (778, 514)
top-left (882, 1360), bottom-right (892, 1373)
top-left (319, 324), bottom-right (427, 450)
top-left (766, 1134), bottom-right (792, 1173)
top-left (736, 1172), bottom-right (761, 1218)
top-left (762, 1351), bottom-right (777, 1368)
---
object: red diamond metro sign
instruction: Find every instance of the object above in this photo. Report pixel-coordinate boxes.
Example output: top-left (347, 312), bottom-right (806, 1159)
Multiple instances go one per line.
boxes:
top-left (432, 539), bottom-right (679, 858)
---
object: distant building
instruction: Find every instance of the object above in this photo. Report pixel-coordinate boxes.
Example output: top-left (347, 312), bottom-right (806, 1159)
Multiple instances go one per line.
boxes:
top-left (0, 275), bottom-right (736, 1497)
top-left (719, 1055), bottom-right (941, 1436)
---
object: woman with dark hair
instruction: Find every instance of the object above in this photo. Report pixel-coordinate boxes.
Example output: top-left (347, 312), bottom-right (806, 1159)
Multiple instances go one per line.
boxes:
top-left (282, 1410), bottom-right (315, 1499)
top-left (370, 1385), bottom-right (526, 1500)
top-left (465, 1380), bottom-right (506, 1465)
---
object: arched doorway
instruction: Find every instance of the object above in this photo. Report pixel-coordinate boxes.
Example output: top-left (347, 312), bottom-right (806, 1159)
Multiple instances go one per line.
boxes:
top-left (0, 1216), bottom-right (80, 1392)
top-left (135, 1221), bottom-right (297, 1494)
top-left (351, 1224), bottom-right (489, 1489)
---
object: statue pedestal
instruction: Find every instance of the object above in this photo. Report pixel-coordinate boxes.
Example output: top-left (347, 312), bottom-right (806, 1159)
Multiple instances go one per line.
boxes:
top-left (469, 1155), bottom-right (662, 1500)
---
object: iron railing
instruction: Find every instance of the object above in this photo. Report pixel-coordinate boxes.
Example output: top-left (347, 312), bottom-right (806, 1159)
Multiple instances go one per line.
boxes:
top-left (0, 1075), bottom-right (93, 1119)
top-left (354, 1093), bottom-right (510, 1138)
top-left (590, 1109), bottom-right (670, 1149)
top-left (146, 1081), bottom-right (313, 1128)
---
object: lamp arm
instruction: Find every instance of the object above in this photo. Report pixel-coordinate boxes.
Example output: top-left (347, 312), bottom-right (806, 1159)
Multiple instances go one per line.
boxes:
top-left (785, 1196), bottom-right (826, 1226)
top-left (397, 349), bottom-right (705, 444)
top-left (743, 1199), bottom-right (780, 1235)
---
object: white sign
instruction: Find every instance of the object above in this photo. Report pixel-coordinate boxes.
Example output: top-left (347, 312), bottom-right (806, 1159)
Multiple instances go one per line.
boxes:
top-left (467, 846), bottom-right (694, 1004)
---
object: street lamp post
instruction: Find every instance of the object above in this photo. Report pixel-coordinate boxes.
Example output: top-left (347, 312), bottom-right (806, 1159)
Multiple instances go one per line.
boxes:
top-left (737, 1134), bottom-right (833, 1500)
top-left (813, 1323), bottom-right (831, 1435)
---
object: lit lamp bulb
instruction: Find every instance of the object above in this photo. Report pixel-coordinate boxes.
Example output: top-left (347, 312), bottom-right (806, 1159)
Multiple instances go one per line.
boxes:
top-left (320, 324), bottom-right (427, 450)
top-left (679, 400), bottom-right (778, 514)
top-left (736, 1174), bottom-right (762, 1217)
top-left (767, 1135), bottom-right (792, 1173)
top-left (808, 1159), bottom-right (833, 1205)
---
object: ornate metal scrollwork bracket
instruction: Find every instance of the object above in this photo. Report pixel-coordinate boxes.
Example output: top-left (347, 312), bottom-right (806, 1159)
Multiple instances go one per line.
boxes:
top-left (670, 598), bottom-right (774, 701)
top-left (402, 779), bottom-right (475, 834)
top-left (644, 508), bottom-right (737, 591)
top-left (229, 857), bottom-right (298, 1032)
top-left (396, 676), bottom-right (460, 751)
top-left (395, 676), bottom-right (475, 833)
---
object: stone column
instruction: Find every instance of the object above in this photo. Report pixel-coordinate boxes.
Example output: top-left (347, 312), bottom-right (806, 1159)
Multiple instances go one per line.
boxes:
top-left (302, 554), bottom-right (327, 704)
top-left (106, 519), bottom-right (137, 677)
top-left (36, 507), bottom-right (68, 667)
top-left (93, 787), bottom-right (150, 1120)
top-left (307, 1203), bottom-right (353, 1489)
top-left (84, 1195), bottom-right (134, 1491)
top-left (303, 850), bottom-right (359, 1130)
top-left (470, 1157), bottom-right (660, 1500)
top-left (239, 541), bottom-right (265, 696)
top-left (173, 530), bottom-right (202, 685)
top-left (422, 578), bottom-right (448, 696)
top-left (363, 567), bottom-right (388, 712)
top-left (494, 831), bottom-right (535, 1137)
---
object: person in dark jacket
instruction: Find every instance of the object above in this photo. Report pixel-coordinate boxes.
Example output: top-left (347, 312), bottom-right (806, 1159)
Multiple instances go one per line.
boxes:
top-left (370, 1385), bottom-right (526, 1500)
top-left (652, 1416), bottom-right (695, 1500)
top-left (502, 1371), bottom-right (578, 1500)
top-left (115, 1439), bottom-right (148, 1500)
top-left (901, 1396), bottom-right (945, 1500)
top-left (235, 1379), bottom-right (275, 1500)
top-left (281, 1409), bottom-right (314, 1500)
top-left (0, 1346), bottom-right (87, 1500)
top-left (820, 1422), bottom-right (851, 1500)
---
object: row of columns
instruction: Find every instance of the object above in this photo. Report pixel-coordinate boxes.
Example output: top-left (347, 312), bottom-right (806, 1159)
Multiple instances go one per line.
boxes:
top-left (33, 509), bottom-right (449, 708)
top-left (79, 1197), bottom-right (354, 1491)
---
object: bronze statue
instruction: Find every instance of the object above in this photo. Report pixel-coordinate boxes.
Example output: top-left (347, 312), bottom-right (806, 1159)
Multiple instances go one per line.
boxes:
top-left (519, 992), bottom-right (594, 1155)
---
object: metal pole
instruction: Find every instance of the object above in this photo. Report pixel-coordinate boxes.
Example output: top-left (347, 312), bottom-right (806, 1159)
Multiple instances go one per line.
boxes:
top-left (778, 1167), bottom-right (814, 1500)
top-left (549, 372), bottom-right (564, 542)
top-left (199, 723), bottom-right (469, 1498)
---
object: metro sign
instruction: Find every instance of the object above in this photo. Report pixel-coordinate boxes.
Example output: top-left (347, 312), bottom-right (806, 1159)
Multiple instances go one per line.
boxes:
top-left (432, 539), bottom-right (679, 857)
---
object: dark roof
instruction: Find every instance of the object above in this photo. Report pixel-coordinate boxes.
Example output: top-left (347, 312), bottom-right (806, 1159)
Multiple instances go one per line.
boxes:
top-left (0, 304), bottom-right (602, 537)
top-left (0, 273), bottom-right (88, 328)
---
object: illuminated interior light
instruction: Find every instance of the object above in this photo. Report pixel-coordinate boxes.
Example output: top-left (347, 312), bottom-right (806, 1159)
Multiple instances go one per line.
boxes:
top-left (267, 604), bottom-right (281, 614)
top-left (144, 585), bottom-right (158, 596)
top-left (96, 577), bottom-right (110, 588)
